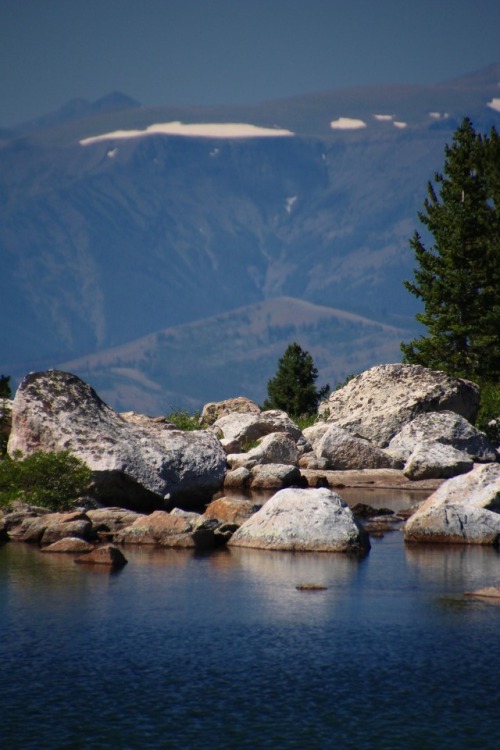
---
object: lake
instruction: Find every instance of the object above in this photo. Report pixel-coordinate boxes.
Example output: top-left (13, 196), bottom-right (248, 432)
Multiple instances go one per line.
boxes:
top-left (1, 489), bottom-right (500, 750)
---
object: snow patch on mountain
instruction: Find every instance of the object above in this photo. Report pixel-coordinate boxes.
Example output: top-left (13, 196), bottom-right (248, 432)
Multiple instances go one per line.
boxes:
top-left (80, 122), bottom-right (294, 144)
top-left (373, 114), bottom-right (393, 121)
top-left (393, 121), bottom-right (407, 129)
top-left (487, 98), bottom-right (500, 112)
top-left (330, 117), bottom-right (367, 130)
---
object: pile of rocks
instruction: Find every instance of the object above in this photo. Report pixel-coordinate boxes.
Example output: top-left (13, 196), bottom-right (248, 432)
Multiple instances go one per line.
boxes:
top-left (0, 489), bottom-right (370, 556)
top-left (209, 364), bottom-right (497, 490)
top-left (2, 364), bottom-right (499, 550)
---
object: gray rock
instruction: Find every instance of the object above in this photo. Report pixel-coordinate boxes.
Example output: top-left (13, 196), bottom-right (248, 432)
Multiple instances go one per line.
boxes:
top-left (201, 397), bottom-right (261, 426)
top-left (249, 463), bottom-right (302, 489)
top-left (86, 508), bottom-right (144, 535)
top-left (301, 422), bottom-right (330, 449)
top-left (226, 453), bottom-right (258, 471)
top-left (229, 487), bottom-right (370, 554)
top-left (320, 364), bottom-right (480, 447)
top-left (403, 442), bottom-right (473, 480)
top-left (404, 463), bottom-right (500, 544)
top-left (8, 370), bottom-right (227, 511)
top-left (223, 466), bottom-right (252, 488)
top-left (315, 424), bottom-right (402, 470)
top-left (10, 511), bottom-right (93, 545)
top-left (227, 432), bottom-right (299, 471)
top-left (1, 504), bottom-right (47, 537)
top-left (247, 432), bottom-right (299, 465)
top-left (388, 411), bottom-right (498, 463)
top-left (211, 410), bottom-right (302, 447)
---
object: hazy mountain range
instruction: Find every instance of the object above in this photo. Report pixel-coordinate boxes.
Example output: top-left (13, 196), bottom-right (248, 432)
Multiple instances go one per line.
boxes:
top-left (1, 63), bottom-right (499, 412)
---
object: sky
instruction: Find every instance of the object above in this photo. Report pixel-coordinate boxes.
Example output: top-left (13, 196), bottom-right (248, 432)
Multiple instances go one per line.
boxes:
top-left (1, 0), bottom-right (499, 127)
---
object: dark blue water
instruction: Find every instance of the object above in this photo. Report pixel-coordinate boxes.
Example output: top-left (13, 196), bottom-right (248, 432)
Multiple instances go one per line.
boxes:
top-left (1, 525), bottom-right (500, 750)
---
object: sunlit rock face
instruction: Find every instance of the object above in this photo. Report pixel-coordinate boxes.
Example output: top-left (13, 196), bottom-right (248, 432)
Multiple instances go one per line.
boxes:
top-left (320, 364), bottom-right (480, 447)
top-left (8, 370), bottom-right (226, 511)
top-left (404, 463), bottom-right (500, 545)
top-left (229, 487), bottom-right (370, 554)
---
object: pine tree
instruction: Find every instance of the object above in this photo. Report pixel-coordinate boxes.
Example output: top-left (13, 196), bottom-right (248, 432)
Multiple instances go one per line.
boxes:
top-left (263, 343), bottom-right (329, 417)
top-left (0, 375), bottom-right (10, 399)
top-left (0, 375), bottom-right (12, 456)
top-left (401, 118), bottom-right (500, 383)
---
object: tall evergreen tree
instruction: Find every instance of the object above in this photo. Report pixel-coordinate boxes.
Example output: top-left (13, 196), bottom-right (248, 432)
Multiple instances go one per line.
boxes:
top-left (0, 375), bottom-right (11, 399)
top-left (0, 375), bottom-right (11, 456)
top-left (401, 118), bottom-right (500, 383)
top-left (263, 343), bottom-right (329, 417)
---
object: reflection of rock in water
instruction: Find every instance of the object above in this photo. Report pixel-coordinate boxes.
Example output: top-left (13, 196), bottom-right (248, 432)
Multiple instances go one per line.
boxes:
top-left (404, 542), bottom-right (500, 592)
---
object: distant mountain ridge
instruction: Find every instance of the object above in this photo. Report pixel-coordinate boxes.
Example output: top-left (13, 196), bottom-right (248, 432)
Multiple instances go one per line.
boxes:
top-left (1, 64), bottom-right (499, 412)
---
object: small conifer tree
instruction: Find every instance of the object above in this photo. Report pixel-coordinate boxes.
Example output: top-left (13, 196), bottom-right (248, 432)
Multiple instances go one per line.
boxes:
top-left (263, 343), bottom-right (329, 418)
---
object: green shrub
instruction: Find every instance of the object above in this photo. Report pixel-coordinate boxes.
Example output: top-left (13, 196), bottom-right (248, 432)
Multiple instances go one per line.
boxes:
top-left (165, 408), bottom-right (203, 431)
top-left (294, 413), bottom-right (324, 431)
top-left (0, 451), bottom-right (92, 512)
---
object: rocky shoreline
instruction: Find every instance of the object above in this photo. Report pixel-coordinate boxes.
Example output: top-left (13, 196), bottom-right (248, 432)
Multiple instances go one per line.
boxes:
top-left (1, 363), bottom-right (500, 564)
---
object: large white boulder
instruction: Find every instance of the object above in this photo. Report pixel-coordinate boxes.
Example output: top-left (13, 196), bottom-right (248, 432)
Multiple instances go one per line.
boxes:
top-left (404, 463), bottom-right (500, 545)
top-left (8, 371), bottom-right (226, 511)
top-left (229, 487), bottom-right (370, 554)
top-left (320, 364), bottom-right (480, 447)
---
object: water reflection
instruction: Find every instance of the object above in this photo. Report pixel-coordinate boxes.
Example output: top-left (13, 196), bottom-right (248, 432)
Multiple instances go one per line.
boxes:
top-left (404, 541), bottom-right (500, 593)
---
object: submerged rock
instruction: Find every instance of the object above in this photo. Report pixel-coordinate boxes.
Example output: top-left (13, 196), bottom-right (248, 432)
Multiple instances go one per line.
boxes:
top-left (74, 544), bottom-right (127, 567)
top-left (465, 587), bottom-right (500, 599)
top-left (41, 537), bottom-right (95, 554)
top-left (229, 487), bottom-right (370, 554)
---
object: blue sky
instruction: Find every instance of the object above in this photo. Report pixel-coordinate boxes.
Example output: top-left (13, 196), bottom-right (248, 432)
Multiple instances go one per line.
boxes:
top-left (1, 0), bottom-right (499, 127)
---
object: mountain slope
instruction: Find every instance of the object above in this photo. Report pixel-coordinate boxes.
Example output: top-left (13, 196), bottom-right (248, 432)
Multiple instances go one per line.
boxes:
top-left (60, 297), bottom-right (408, 412)
top-left (1, 64), bottom-right (499, 410)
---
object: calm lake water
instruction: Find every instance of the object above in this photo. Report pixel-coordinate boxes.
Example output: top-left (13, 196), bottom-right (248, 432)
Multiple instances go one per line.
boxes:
top-left (1, 489), bottom-right (500, 750)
